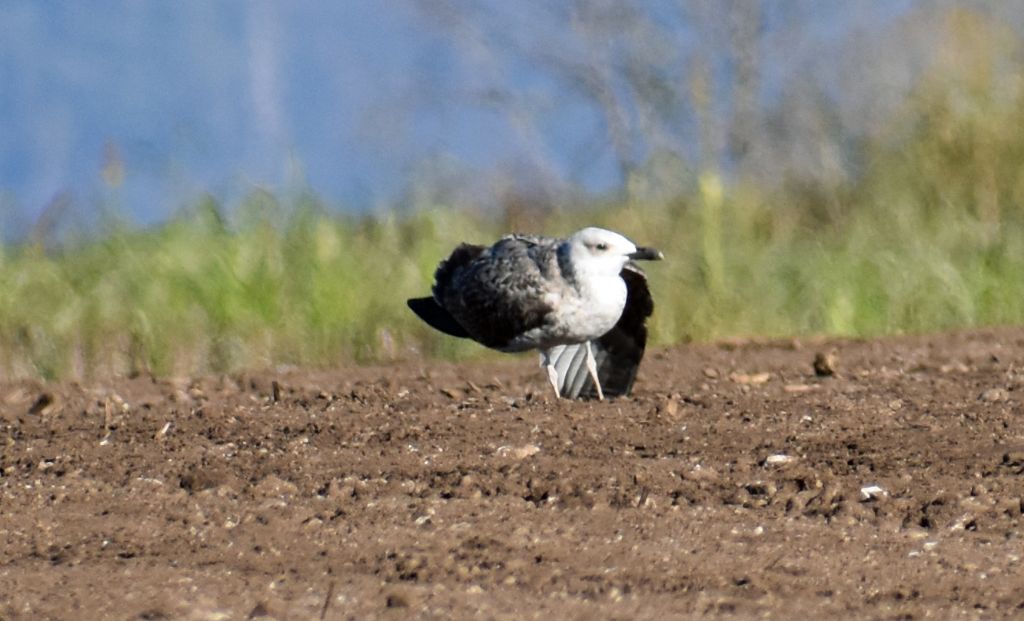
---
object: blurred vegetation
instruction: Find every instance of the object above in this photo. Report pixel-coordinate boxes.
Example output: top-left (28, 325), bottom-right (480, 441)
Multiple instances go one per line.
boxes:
top-left (3, 5), bottom-right (1024, 379)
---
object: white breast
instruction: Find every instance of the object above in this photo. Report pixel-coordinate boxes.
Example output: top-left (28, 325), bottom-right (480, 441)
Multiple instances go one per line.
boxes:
top-left (549, 272), bottom-right (627, 344)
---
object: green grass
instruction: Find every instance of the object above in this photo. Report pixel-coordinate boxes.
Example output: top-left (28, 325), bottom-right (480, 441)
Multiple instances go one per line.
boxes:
top-left (5, 45), bottom-right (1024, 379)
top-left (1, 175), bottom-right (1022, 380)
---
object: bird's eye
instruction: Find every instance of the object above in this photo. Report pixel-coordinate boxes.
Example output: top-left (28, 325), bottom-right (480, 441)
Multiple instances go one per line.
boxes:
top-left (595, 243), bottom-right (608, 251)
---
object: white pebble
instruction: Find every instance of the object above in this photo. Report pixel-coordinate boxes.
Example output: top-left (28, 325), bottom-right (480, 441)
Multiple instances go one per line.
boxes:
top-left (860, 484), bottom-right (886, 500)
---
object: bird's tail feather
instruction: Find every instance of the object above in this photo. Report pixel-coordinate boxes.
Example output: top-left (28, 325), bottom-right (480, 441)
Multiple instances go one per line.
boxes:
top-left (406, 297), bottom-right (471, 339)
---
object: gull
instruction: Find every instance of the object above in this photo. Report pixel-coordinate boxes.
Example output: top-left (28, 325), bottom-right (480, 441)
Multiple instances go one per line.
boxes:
top-left (407, 227), bottom-right (662, 400)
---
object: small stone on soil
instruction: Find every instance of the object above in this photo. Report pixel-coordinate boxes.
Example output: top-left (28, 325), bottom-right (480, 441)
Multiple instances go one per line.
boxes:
top-left (813, 350), bottom-right (838, 377)
top-left (495, 444), bottom-right (540, 460)
top-left (27, 392), bottom-right (56, 415)
top-left (730, 372), bottom-right (771, 385)
top-left (440, 387), bottom-right (464, 400)
top-left (765, 454), bottom-right (796, 465)
top-left (658, 399), bottom-right (680, 417)
top-left (979, 388), bottom-right (1009, 403)
top-left (154, 421), bottom-right (172, 440)
top-left (860, 485), bottom-right (887, 501)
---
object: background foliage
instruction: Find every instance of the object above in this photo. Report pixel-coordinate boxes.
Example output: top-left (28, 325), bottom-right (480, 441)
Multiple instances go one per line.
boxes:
top-left (3, 4), bottom-right (1024, 379)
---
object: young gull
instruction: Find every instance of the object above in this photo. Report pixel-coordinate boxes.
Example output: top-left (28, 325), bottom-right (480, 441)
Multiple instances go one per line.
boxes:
top-left (407, 227), bottom-right (662, 399)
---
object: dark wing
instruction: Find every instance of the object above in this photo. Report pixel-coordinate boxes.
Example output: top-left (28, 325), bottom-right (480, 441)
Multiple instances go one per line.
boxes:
top-left (432, 243), bottom-right (486, 296)
top-left (407, 297), bottom-right (471, 338)
top-left (551, 263), bottom-right (654, 399)
top-left (431, 236), bottom-right (558, 350)
top-left (407, 243), bottom-right (484, 338)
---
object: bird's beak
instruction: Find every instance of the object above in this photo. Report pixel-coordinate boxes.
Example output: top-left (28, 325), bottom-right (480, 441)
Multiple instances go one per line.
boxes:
top-left (628, 246), bottom-right (664, 261)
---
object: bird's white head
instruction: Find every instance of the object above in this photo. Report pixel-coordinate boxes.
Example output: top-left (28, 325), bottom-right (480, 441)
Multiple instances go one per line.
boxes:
top-left (563, 227), bottom-right (662, 277)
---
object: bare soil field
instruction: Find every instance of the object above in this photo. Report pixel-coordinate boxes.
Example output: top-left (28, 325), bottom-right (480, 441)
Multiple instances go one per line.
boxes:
top-left (2, 328), bottom-right (1024, 620)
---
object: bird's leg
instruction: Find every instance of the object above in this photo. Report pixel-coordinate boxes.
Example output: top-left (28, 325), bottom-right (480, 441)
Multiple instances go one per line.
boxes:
top-left (541, 349), bottom-right (561, 399)
top-left (584, 341), bottom-right (605, 400)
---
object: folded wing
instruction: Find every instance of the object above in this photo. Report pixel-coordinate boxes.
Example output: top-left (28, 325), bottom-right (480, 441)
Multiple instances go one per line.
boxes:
top-left (407, 297), bottom-right (471, 339)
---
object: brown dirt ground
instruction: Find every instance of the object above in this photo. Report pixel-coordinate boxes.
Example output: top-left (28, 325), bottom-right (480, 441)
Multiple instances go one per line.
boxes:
top-left (2, 328), bottom-right (1024, 620)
